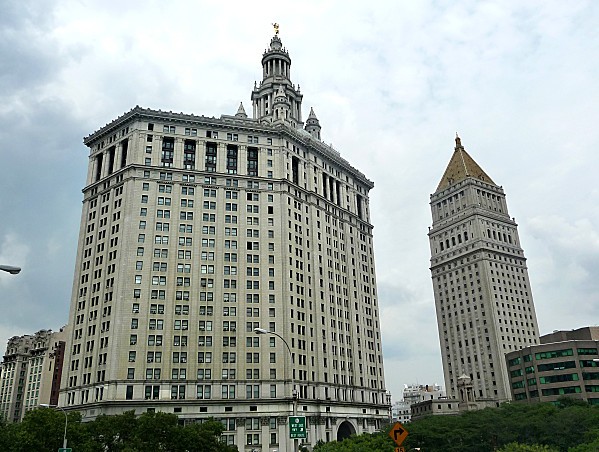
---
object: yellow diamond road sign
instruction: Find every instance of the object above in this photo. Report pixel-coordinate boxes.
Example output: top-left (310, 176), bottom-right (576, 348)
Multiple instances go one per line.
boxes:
top-left (389, 421), bottom-right (408, 446)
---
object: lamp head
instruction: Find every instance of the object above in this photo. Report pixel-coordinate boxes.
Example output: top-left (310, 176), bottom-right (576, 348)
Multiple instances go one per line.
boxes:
top-left (0, 265), bottom-right (21, 275)
top-left (254, 328), bottom-right (268, 334)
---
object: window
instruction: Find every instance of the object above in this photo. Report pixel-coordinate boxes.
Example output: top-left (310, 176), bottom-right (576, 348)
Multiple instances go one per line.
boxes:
top-left (247, 147), bottom-right (258, 176)
top-left (198, 336), bottom-right (213, 347)
top-left (126, 385), bottom-right (134, 400)
top-left (171, 385), bottom-right (186, 399)
top-left (197, 368), bottom-right (211, 380)
top-left (205, 142), bottom-right (217, 172)
top-left (199, 321), bottom-right (212, 331)
top-left (222, 384), bottom-right (236, 399)
top-left (246, 353), bottom-right (260, 363)
top-left (222, 352), bottom-right (236, 363)
top-left (226, 145), bottom-right (238, 174)
top-left (535, 349), bottom-right (573, 360)
top-left (197, 384), bottom-right (211, 399)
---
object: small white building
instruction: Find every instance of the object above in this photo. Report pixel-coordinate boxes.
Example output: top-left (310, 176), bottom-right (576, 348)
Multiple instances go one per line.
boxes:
top-left (392, 383), bottom-right (445, 423)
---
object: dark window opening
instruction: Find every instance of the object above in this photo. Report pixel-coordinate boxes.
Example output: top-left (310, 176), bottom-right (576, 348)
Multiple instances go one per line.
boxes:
top-left (184, 140), bottom-right (196, 170)
top-left (121, 140), bottom-right (128, 168)
top-left (357, 194), bottom-right (363, 220)
top-left (205, 142), bottom-right (217, 172)
top-left (227, 145), bottom-right (238, 174)
top-left (95, 153), bottom-right (103, 182)
top-left (292, 157), bottom-right (299, 185)
top-left (248, 147), bottom-right (258, 177)
top-left (161, 137), bottom-right (174, 167)
top-left (107, 146), bottom-right (116, 174)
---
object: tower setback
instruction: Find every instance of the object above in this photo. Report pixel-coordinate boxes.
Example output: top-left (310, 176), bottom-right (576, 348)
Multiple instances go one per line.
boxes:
top-left (428, 136), bottom-right (540, 404)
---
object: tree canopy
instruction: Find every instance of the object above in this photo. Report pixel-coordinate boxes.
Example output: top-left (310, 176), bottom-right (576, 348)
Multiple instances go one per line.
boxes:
top-left (0, 409), bottom-right (237, 452)
top-left (2, 399), bottom-right (599, 452)
top-left (313, 399), bottom-right (599, 452)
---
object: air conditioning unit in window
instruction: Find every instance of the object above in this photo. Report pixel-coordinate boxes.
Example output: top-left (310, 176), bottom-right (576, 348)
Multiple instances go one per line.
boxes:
top-left (199, 327), bottom-right (205, 331)
top-left (230, 327), bottom-right (236, 331)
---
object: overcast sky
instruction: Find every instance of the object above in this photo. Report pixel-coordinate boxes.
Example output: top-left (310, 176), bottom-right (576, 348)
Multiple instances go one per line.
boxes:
top-left (1, 0), bottom-right (598, 403)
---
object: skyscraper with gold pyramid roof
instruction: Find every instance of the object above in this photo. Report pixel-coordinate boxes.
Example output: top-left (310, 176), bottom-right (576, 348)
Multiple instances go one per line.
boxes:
top-left (428, 136), bottom-right (540, 404)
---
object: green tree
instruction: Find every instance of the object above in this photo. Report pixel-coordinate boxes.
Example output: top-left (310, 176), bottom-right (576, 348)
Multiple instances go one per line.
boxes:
top-left (499, 442), bottom-right (558, 452)
top-left (313, 431), bottom-right (395, 452)
top-left (568, 436), bottom-right (599, 452)
top-left (83, 410), bottom-right (138, 451)
top-left (11, 407), bottom-right (87, 452)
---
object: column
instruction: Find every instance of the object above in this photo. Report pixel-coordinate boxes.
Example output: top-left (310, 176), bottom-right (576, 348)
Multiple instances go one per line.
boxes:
top-left (174, 137), bottom-right (184, 169)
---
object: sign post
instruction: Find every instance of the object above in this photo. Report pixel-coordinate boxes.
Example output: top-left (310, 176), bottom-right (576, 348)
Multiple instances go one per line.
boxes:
top-left (289, 416), bottom-right (307, 439)
top-left (389, 421), bottom-right (409, 447)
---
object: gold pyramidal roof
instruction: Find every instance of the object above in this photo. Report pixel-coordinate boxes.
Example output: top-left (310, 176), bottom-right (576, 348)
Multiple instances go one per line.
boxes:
top-left (436, 135), bottom-right (496, 191)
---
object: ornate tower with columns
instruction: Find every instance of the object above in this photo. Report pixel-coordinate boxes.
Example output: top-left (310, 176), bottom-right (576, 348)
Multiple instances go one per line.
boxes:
top-left (428, 136), bottom-right (540, 405)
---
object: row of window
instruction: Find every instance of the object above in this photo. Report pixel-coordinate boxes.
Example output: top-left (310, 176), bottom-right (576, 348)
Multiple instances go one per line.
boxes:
top-left (151, 123), bottom-right (273, 145)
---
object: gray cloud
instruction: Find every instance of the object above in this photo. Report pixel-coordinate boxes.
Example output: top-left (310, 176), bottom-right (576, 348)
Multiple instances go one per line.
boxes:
top-left (1, 0), bottom-right (598, 402)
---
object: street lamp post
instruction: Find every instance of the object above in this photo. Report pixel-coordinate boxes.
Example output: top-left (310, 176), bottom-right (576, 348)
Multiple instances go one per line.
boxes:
top-left (0, 265), bottom-right (21, 275)
top-left (40, 404), bottom-right (68, 450)
top-left (255, 327), bottom-right (298, 452)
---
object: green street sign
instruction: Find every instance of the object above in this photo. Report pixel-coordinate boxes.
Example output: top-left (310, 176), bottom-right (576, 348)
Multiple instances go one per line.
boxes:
top-left (289, 416), bottom-right (307, 439)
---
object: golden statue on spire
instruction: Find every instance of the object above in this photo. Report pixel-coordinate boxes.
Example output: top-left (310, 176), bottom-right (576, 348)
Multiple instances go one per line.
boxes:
top-left (272, 23), bottom-right (280, 35)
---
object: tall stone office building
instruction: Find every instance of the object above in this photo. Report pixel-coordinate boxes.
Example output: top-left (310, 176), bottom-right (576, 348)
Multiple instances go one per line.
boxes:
top-left (428, 136), bottom-right (540, 404)
top-left (61, 31), bottom-right (387, 450)
top-left (0, 329), bottom-right (66, 422)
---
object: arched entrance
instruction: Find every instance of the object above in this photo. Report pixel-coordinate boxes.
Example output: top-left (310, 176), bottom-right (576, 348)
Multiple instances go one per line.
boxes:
top-left (337, 420), bottom-right (356, 441)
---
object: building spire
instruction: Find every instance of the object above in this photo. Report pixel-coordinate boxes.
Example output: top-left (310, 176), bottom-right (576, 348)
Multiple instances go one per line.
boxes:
top-left (251, 28), bottom-right (304, 127)
top-left (304, 107), bottom-right (322, 139)
top-left (436, 136), bottom-right (496, 191)
top-left (235, 102), bottom-right (247, 118)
